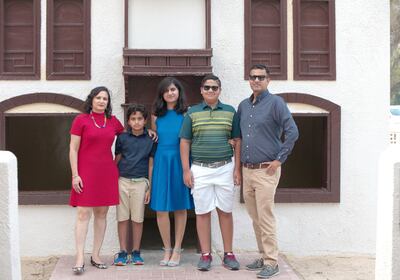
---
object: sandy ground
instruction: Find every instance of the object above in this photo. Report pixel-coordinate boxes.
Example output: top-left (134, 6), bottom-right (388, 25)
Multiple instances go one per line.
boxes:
top-left (21, 254), bottom-right (375, 280)
top-left (21, 256), bottom-right (58, 280)
top-left (284, 254), bottom-right (375, 280)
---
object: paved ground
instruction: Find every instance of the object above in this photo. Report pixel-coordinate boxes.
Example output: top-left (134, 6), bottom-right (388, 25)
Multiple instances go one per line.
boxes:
top-left (49, 251), bottom-right (300, 280)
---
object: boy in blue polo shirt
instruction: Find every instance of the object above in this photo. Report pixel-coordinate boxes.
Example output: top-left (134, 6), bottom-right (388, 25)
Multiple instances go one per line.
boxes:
top-left (113, 104), bottom-right (156, 265)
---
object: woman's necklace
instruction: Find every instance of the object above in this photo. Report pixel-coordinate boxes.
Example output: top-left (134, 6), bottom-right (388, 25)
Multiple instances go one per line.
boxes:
top-left (90, 111), bottom-right (107, 128)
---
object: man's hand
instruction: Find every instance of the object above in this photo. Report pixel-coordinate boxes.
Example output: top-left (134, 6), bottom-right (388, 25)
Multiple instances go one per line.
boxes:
top-left (233, 167), bottom-right (241, 186)
top-left (265, 160), bottom-right (281, 176)
top-left (183, 169), bottom-right (194, 188)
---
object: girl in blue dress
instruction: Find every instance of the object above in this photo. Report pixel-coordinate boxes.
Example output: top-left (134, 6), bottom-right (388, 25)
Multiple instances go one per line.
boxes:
top-left (151, 77), bottom-right (194, 266)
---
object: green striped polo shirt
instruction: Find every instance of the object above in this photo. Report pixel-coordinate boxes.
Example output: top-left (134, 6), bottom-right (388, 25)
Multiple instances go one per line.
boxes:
top-left (179, 101), bottom-right (240, 162)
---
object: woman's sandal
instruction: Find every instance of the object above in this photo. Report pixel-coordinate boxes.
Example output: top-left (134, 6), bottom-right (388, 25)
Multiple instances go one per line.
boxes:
top-left (160, 247), bottom-right (172, 266)
top-left (72, 264), bottom-right (85, 274)
top-left (167, 248), bottom-right (184, 267)
top-left (91, 256), bottom-right (108, 269)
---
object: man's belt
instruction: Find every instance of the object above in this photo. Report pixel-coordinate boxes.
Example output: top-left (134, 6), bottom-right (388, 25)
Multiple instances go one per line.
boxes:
top-left (242, 162), bottom-right (270, 169)
top-left (192, 159), bottom-right (232, 168)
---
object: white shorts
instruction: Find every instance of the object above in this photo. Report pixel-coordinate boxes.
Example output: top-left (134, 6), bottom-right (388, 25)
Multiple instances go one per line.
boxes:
top-left (191, 161), bottom-right (235, 215)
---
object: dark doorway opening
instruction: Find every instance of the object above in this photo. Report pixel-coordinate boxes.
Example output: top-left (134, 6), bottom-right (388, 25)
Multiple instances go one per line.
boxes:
top-left (126, 75), bottom-right (204, 112)
top-left (125, 75), bottom-right (202, 250)
top-left (140, 210), bottom-right (197, 250)
top-left (5, 114), bottom-right (76, 192)
top-left (279, 115), bottom-right (327, 189)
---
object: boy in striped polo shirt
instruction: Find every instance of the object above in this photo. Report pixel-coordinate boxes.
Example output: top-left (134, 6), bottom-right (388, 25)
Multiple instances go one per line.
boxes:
top-left (180, 74), bottom-right (241, 271)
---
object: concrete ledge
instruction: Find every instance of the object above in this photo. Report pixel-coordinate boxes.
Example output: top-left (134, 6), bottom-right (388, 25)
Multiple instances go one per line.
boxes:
top-left (376, 146), bottom-right (400, 279)
top-left (0, 151), bottom-right (21, 280)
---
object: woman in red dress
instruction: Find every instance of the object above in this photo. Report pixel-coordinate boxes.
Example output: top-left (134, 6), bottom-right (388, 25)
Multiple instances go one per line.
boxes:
top-left (69, 87), bottom-right (124, 274)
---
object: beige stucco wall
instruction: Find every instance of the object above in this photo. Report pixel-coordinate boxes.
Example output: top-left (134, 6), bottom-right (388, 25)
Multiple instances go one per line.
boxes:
top-left (210, 0), bottom-right (389, 256)
top-left (0, 0), bottom-right (389, 256)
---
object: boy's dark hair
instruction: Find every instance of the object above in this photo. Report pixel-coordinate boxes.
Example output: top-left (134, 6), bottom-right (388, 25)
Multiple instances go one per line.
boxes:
top-left (153, 76), bottom-right (187, 117)
top-left (201, 74), bottom-right (221, 87)
top-left (126, 104), bottom-right (148, 120)
top-left (249, 64), bottom-right (271, 76)
top-left (83, 86), bottom-right (113, 118)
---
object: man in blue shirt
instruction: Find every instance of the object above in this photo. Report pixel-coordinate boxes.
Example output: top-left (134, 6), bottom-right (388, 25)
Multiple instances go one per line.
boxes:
top-left (238, 64), bottom-right (298, 279)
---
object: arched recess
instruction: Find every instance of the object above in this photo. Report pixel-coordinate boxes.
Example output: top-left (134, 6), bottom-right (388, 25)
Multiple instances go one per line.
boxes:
top-left (0, 93), bottom-right (84, 204)
top-left (276, 92), bottom-right (340, 202)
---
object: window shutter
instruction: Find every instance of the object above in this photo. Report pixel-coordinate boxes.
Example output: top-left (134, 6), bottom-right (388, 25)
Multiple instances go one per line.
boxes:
top-left (293, 0), bottom-right (335, 80)
top-left (47, 0), bottom-right (90, 80)
top-left (0, 0), bottom-right (40, 79)
top-left (245, 0), bottom-right (287, 80)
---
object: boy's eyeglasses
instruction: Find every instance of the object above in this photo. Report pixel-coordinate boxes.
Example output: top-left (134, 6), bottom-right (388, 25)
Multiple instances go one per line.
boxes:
top-left (202, 85), bottom-right (220, 92)
top-left (249, 75), bottom-right (267, 81)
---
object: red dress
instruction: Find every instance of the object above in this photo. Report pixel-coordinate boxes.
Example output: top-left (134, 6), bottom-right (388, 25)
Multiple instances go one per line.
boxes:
top-left (69, 112), bottom-right (124, 207)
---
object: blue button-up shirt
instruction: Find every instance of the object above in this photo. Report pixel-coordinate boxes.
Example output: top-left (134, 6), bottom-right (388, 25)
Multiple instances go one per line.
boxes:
top-left (237, 90), bottom-right (299, 164)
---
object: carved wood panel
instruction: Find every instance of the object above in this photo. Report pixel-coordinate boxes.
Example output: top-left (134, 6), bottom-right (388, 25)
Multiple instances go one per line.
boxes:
top-left (294, 0), bottom-right (336, 80)
top-left (0, 0), bottom-right (40, 79)
top-left (47, 0), bottom-right (90, 80)
top-left (245, 0), bottom-right (287, 80)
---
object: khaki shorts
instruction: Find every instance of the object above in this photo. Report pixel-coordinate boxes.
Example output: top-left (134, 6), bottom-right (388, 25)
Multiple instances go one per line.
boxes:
top-left (116, 177), bottom-right (149, 223)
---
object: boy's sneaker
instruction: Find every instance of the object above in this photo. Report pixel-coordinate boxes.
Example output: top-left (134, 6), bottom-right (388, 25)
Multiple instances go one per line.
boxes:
top-left (256, 264), bottom-right (280, 279)
top-left (246, 258), bottom-right (264, 271)
top-left (223, 252), bottom-right (240, 270)
top-left (113, 250), bottom-right (129, 266)
top-left (131, 250), bottom-right (144, 265)
top-left (197, 253), bottom-right (212, 271)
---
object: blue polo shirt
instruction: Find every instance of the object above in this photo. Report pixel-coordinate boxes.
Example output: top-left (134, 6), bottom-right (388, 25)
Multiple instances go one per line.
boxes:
top-left (115, 128), bottom-right (156, 179)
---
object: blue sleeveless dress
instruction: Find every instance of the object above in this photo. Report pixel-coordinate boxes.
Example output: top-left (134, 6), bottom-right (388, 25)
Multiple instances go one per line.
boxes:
top-left (150, 110), bottom-right (194, 211)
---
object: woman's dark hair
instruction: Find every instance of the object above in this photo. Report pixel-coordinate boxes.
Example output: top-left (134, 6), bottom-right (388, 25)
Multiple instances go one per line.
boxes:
top-left (153, 77), bottom-right (187, 117)
top-left (126, 104), bottom-right (148, 120)
top-left (83, 86), bottom-right (113, 119)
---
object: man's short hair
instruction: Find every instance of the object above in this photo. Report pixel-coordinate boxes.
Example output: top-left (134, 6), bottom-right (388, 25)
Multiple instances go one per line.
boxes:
top-left (201, 74), bottom-right (221, 88)
top-left (249, 64), bottom-right (271, 76)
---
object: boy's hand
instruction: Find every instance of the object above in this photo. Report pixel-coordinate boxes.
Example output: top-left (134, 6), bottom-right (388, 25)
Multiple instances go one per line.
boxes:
top-left (144, 190), bottom-right (150, 204)
top-left (233, 168), bottom-right (241, 186)
top-left (183, 169), bottom-right (194, 188)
